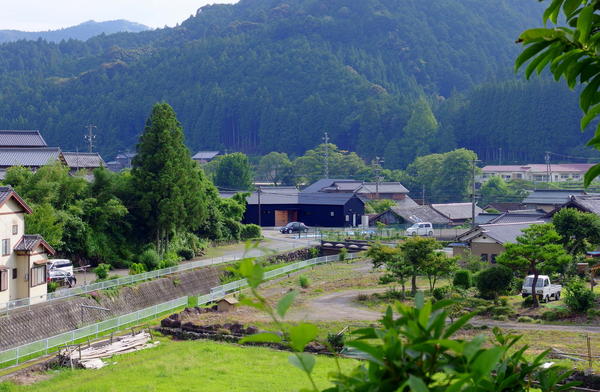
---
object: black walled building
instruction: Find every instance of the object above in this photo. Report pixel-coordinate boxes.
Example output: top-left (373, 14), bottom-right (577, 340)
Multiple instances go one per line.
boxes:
top-left (242, 191), bottom-right (365, 227)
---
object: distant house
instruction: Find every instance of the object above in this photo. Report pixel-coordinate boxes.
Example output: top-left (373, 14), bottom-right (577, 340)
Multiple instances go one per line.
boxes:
top-left (452, 221), bottom-right (544, 262)
top-left (430, 203), bottom-right (483, 225)
top-left (0, 147), bottom-right (64, 179)
top-left (301, 179), bottom-right (411, 201)
top-left (370, 205), bottom-right (451, 227)
top-left (547, 194), bottom-right (600, 216)
top-left (62, 152), bottom-right (106, 174)
top-left (479, 164), bottom-right (594, 184)
top-left (486, 209), bottom-right (548, 224)
top-left (0, 186), bottom-right (55, 306)
top-left (192, 151), bottom-right (220, 164)
top-left (107, 152), bottom-right (136, 172)
top-left (483, 202), bottom-right (525, 212)
top-left (0, 130), bottom-right (47, 148)
top-left (523, 189), bottom-right (587, 212)
top-left (243, 189), bottom-right (365, 227)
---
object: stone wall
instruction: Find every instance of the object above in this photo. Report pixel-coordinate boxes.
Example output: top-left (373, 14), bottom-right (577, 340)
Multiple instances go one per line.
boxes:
top-left (0, 266), bottom-right (221, 351)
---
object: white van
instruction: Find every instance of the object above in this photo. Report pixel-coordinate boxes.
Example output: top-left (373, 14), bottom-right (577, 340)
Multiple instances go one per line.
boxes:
top-left (47, 259), bottom-right (74, 275)
top-left (406, 222), bottom-right (434, 236)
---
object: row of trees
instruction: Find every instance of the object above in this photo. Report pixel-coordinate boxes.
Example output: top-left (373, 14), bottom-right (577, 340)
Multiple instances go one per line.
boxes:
top-left (5, 103), bottom-right (258, 269)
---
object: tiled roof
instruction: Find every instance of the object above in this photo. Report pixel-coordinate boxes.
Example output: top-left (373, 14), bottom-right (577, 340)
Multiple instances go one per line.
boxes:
top-left (523, 189), bottom-right (587, 205)
top-left (0, 147), bottom-right (61, 168)
top-left (483, 164), bottom-right (594, 173)
top-left (488, 209), bottom-right (548, 224)
top-left (458, 221), bottom-right (545, 244)
top-left (0, 130), bottom-right (47, 148)
top-left (301, 179), bottom-right (409, 194)
top-left (192, 151), bottom-right (220, 160)
top-left (0, 186), bottom-right (32, 213)
top-left (62, 152), bottom-right (105, 169)
top-left (301, 179), bottom-right (359, 193)
top-left (358, 182), bottom-right (409, 194)
top-left (563, 195), bottom-right (600, 215)
top-left (483, 202), bottom-right (524, 212)
top-left (246, 190), bottom-right (362, 206)
top-left (388, 205), bottom-right (451, 225)
top-left (14, 234), bottom-right (55, 254)
top-left (430, 203), bottom-right (483, 220)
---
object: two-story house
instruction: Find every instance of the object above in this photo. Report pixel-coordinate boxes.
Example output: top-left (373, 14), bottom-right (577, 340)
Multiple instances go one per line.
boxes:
top-left (0, 186), bottom-right (55, 305)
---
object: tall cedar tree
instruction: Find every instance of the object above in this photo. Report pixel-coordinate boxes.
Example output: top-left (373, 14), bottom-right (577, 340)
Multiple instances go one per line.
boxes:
top-left (131, 103), bottom-right (207, 253)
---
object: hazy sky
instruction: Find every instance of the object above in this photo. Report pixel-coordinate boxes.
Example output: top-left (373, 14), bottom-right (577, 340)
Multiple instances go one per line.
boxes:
top-left (1, 0), bottom-right (238, 31)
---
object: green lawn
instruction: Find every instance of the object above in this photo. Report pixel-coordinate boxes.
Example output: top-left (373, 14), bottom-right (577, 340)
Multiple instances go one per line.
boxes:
top-left (2, 339), bottom-right (355, 392)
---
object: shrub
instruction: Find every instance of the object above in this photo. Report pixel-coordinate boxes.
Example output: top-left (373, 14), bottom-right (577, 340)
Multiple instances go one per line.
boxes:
top-left (517, 316), bottom-right (534, 323)
top-left (129, 263), bottom-right (146, 275)
top-left (139, 249), bottom-right (160, 271)
top-left (94, 263), bottom-right (110, 280)
top-left (159, 251), bottom-right (181, 269)
top-left (177, 248), bottom-right (195, 260)
top-left (241, 224), bottom-right (262, 240)
top-left (326, 333), bottom-right (345, 353)
top-left (298, 275), bottom-right (310, 288)
top-left (542, 309), bottom-right (570, 321)
top-left (308, 247), bottom-right (319, 259)
top-left (522, 295), bottom-right (534, 307)
top-left (492, 314), bottom-right (508, 321)
top-left (47, 281), bottom-right (59, 293)
top-left (587, 308), bottom-right (600, 319)
top-left (491, 306), bottom-right (513, 317)
top-left (432, 286), bottom-right (450, 301)
top-left (339, 248), bottom-right (348, 262)
top-left (453, 269), bottom-right (472, 290)
top-left (564, 278), bottom-right (596, 313)
top-left (476, 265), bottom-right (513, 299)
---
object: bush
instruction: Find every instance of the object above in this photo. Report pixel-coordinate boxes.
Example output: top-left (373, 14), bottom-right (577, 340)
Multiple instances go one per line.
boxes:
top-left (522, 295), bottom-right (534, 307)
top-left (177, 248), bottom-right (195, 260)
top-left (587, 308), bottom-right (600, 319)
top-left (241, 224), bottom-right (262, 240)
top-left (129, 263), bottom-right (146, 275)
top-left (309, 247), bottom-right (319, 259)
top-left (517, 316), bottom-right (534, 323)
top-left (476, 265), bottom-right (513, 299)
top-left (339, 248), bottom-right (348, 262)
top-left (159, 251), bottom-right (181, 269)
top-left (94, 263), bottom-right (110, 280)
top-left (492, 314), bottom-right (508, 321)
top-left (491, 306), bottom-right (513, 317)
top-left (453, 270), bottom-right (472, 290)
top-left (564, 278), bottom-right (596, 313)
top-left (298, 275), bottom-right (310, 288)
top-left (542, 309), bottom-right (570, 321)
top-left (139, 249), bottom-right (160, 271)
top-left (326, 333), bottom-right (345, 352)
top-left (432, 286), bottom-right (450, 301)
top-left (47, 281), bottom-right (59, 293)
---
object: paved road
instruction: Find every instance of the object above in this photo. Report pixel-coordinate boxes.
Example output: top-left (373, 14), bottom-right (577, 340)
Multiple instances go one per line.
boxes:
top-left (69, 230), bottom-right (318, 287)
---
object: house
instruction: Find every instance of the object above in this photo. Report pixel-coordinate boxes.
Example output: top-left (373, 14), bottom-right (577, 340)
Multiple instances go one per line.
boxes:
top-left (486, 209), bottom-right (548, 224)
top-left (62, 152), bottom-right (106, 174)
top-left (0, 130), bottom-right (47, 148)
top-left (192, 151), bottom-right (220, 164)
top-left (0, 186), bottom-right (55, 306)
top-left (370, 205), bottom-right (451, 227)
top-left (430, 203), bottom-right (483, 225)
top-left (483, 202), bottom-right (525, 212)
top-left (243, 189), bottom-right (365, 227)
top-left (452, 221), bottom-right (544, 262)
top-left (301, 179), bottom-right (411, 201)
top-left (479, 163), bottom-right (595, 184)
top-left (107, 152), bottom-right (136, 172)
top-left (523, 189), bottom-right (587, 212)
top-left (0, 147), bottom-right (64, 179)
top-left (546, 194), bottom-right (600, 216)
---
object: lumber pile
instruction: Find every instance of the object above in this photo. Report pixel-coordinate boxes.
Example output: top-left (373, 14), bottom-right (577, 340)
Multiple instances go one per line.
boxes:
top-left (57, 331), bottom-right (157, 369)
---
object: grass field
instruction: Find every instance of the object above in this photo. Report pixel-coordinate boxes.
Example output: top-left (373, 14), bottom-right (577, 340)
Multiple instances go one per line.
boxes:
top-left (0, 339), bottom-right (355, 392)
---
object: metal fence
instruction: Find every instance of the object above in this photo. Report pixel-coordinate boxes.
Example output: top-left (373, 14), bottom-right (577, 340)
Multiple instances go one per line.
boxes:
top-left (0, 296), bottom-right (187, 367)
top-left (199, 252), bottom-right (360, 304)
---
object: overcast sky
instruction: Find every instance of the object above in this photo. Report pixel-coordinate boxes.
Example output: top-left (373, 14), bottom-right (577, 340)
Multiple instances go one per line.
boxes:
top-left (1, 0), bottom-right (238, 31)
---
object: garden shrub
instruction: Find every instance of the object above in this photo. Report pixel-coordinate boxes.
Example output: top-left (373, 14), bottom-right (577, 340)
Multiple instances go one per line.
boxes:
top-left (432, 286), bottom-right (450, 301)
top-left (492, 314), bottom-right (508, 321)
top-left (476, 265), bottom-right (513, 299)
top-left (47, 281), bottom-right (59, 293)
top-left (542, 309), bottom-right (570, 321)
top-left (339, 248), bottom-right (348, 262)
top-left (517, 316), bottom-right (534, 323)
top-left (564, 278), bottom-right (596, 313)
top-left (241, 224), bottom-right (261, 240)
top-left (587, 308), bottom-right (600, 319)
top-left (491, 306), bottom-right (513, 317)
top-left (177, 248), bottom-right (195, 260)
top-left (139, 249), bottom-right (160, 271)
top-left (159, 251), bottom-right (181, 269)
top-left (298, 275), bottom-right (310, 288)
top-left (522, 295), bottom-right (534, 307)
top-left (94, 263), bottom-right (110, 280)
top-left (453, 269), bottom-right (472, 290)
top-left (308, 247), bottom-right (319, 259)
top-left (129, 262), bottom-right (146, 275)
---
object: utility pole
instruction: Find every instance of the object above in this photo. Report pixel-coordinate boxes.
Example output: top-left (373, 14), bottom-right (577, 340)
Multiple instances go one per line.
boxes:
top-left (84, 124), bottom-right (97, 153)
top-left (373, 156), bottom-right (383, 199)
top-left (545, 151), bottom-right (552, 183)
top-left (422, 184), bottom-right (425, 205)
top-left (323, 132), bottom-right (329, 179)
top-left (471, 159), bottom-right (480, 229)
top-left (257, 186), bottom-right (262, 227)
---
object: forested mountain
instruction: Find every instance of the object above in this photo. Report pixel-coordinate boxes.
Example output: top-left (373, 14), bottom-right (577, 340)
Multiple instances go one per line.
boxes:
top-left (0, 0), bottom-right (585, 166)
top-left (0, 20), bottom-right (149, 44)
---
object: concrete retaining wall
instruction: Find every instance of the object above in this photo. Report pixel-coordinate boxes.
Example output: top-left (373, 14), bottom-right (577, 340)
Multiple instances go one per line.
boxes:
top-left (0, 266), bottom-right (221, 351)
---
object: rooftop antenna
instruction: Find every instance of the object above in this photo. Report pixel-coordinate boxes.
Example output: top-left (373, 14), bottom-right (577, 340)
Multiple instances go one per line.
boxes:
top-left (84, 124), bottom-right (97, 153)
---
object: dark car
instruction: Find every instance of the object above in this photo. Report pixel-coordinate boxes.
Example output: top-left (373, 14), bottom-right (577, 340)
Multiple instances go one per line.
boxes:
top-left (280, 222), bottom-right (309, 234)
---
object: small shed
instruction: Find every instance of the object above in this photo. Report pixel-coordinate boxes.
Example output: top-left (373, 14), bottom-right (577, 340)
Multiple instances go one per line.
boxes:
top-left (217, 297), bottom-right (239, 312)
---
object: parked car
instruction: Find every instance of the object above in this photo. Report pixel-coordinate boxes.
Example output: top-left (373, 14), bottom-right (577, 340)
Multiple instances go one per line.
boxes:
top-left (521, 275), bottom-right (562, 302)
top-left (48, 269), bottom-right (77, 288)
top-left (406, 222), bottom-right (434, 236)
top-left (280, 222), bottom-right (309, 234)
top-left (47, 259), bottom-right (74, 275)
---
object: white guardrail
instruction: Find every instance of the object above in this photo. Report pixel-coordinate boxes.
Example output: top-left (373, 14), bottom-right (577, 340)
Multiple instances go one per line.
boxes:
top-left (0, 296), bottom-right (187, 367)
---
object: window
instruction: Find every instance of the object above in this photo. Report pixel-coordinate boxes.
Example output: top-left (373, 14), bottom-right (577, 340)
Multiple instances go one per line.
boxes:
top-left (12, 225), bottom-right (17, 235)
top-left (516, 174), bottom-right (523, 179)
top-left (30, 265), bottom-right (46, 287)
top-left (0, 269), bottom-right (6, 291)
top-left (481, 254), bottom-right (489, 262)
top-left (491, 254), bottom-right (497, 264)
top-left (2, 239), bottom-right (10, 256)
top-left (12, 268), bottom-right (16, 279)
top-left (330, 211), bottom-right (334, 217)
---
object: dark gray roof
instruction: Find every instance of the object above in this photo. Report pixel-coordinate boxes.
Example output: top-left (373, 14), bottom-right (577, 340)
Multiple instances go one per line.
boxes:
top-left (431, 203), bottom-right (483, 220)
top-left (14, 234), bottom-right (55, 254)
top-left (459, 221), bottom-right (544, 244)
top-left (523, 189), bottom-right (587, 205)
top-left (302, 179), bottom-right (409, 195)
top-left (0, 186), bottom-right (32, 213)
top-left (394, 196), bottom-right (419, 208)
top-left (474, 213), bottom-right (502, 225)
top-left (488, 209), bottom-right (548, 224)
top-left (563, 195), bottom-right (600, 215)
top-left (62, 152), bottom-right (105, 169)
top-left (301, 179), bottom-right (359, 193)
top-left (389, 205), bottom-right (451, 225)
top-left (483, 202), bottom-right (525, 212)
top-left (358, 182), bottom-right (409, 194)
top-left (0, 147), bottom-right (61, 168)
top-left (0, 130), bottom-right (47, 148)
top-left (246, 190), bottom-right (362, 206)
top-left (192, 151), bottom-right (220, 160)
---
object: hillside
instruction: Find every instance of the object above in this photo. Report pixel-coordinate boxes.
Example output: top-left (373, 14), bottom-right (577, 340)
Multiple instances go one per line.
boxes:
top-left (0, 0), bottom-right (585, 165)
top-left (0, 20), bottom-right (149, 44)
